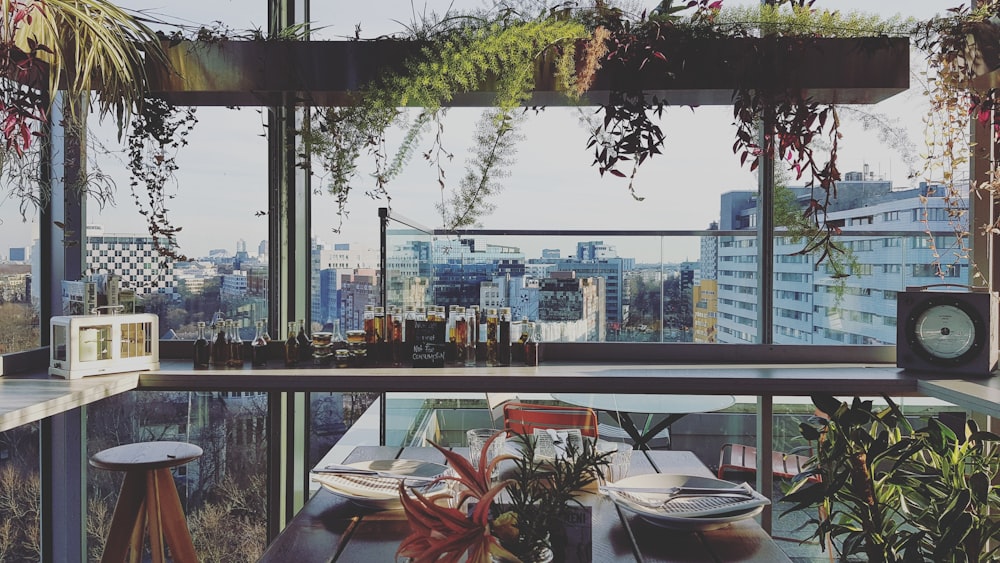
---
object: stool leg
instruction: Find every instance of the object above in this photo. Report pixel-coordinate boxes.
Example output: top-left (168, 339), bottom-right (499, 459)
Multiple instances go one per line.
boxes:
top-left (146, 470), bottom-right (168, 563)
top-left (127, 507), bottom-right (145, 563)
top-left (151, 467), bottom-right (200, 563)
top-left (101, 470), bottom-right (148, 563)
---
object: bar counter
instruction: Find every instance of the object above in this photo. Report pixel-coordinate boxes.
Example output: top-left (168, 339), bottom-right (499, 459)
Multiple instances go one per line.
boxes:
top-left (6, 358), bottom-right (993, 433)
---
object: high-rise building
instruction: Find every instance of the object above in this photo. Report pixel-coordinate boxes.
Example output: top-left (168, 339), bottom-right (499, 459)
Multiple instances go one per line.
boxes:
top-left (538, 272), bottom-right (605, 342)
top-left (85, 225), bottom-right (176, 297)
top-left (703, 176), bottom-right (967, 345)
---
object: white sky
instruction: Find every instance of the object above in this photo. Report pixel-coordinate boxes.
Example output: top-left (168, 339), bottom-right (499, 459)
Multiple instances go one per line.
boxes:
top-left (0, 1), bottom-right (964, 262)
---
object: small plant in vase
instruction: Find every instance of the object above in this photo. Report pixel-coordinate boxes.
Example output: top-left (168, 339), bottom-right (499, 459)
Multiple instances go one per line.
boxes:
top-left (397, 430), bottom-right (610, 563)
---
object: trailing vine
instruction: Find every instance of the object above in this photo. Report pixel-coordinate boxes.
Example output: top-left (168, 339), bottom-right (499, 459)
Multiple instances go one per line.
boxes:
top-left (913, 2), bottom-right (998, 283)
top-left (125, 97), bottom-right (198, 261)
top-left (308, 11), bottom-right (588, 230)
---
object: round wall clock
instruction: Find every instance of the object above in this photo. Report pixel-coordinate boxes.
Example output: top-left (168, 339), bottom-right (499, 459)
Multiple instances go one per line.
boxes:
top-left (897, 289), bottom-right (998, 376)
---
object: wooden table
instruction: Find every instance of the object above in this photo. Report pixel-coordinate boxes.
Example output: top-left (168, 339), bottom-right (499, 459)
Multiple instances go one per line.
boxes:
top-left (258, 446), bottom-right (791, 563)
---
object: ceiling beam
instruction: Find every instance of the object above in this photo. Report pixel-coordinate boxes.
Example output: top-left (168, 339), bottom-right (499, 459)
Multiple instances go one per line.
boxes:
top-left (146, 37), bottom-right (909, 108)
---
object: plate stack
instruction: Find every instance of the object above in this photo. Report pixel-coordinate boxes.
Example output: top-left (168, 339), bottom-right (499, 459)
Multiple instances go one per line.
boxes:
top-left (312, 459), bottom-right (450, 510)
top-left (604, 474), bottom-right (770, 530)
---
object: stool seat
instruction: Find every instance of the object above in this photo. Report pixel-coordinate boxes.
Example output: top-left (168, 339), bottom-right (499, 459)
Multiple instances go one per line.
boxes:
top-left (91, 441), bottom-right (203, 563)
top-left (90, 441), bottom-right (203, 472)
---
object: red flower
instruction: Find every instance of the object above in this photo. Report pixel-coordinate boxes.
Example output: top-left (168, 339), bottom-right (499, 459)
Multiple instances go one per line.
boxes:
top-left (397, 431), bottom-right (521, 563)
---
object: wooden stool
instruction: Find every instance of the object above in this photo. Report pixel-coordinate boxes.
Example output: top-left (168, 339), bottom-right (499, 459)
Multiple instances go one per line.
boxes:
top-left (90, 441), bottom-right (203, 563)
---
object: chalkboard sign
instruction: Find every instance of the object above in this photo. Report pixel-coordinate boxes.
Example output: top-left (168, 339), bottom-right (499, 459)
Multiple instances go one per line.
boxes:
top-left (412, 320), bottom-right (446, 368)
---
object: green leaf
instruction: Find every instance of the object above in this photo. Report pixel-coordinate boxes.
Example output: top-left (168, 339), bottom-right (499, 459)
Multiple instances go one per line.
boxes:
top-left (934, 511), bottom-right (973, 559)
top-left (812, 394), bottom-right (842, 418)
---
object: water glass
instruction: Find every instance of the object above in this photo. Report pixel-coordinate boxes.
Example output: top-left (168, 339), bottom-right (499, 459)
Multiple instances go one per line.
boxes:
top-left (599, 442), bottom-right (633, 483)
top-left (467, 428), bottom-right (505, 477)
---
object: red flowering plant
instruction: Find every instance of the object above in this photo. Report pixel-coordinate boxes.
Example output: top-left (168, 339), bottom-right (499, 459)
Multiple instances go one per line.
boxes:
top-left (397, 430), bottom-right (520, 563)
top-left (397, 430), bottom-right (610, 563)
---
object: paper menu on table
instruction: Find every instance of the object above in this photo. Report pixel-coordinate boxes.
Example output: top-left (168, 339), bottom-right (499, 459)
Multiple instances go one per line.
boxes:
top-left (532, 428), bottom-right (584, 459)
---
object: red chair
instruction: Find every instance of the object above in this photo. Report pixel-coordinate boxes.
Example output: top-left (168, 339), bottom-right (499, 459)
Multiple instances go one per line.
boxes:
top-left (503, 402), bottom-right (599, 438)
top-left (717, 443), bottom-right (818, 482)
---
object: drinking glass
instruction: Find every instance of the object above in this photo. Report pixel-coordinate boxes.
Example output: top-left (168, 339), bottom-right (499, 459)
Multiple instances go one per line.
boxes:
top-left (467, 428), bottom-right (505, 479)
top-left (599, 442), bottom-right (633, 483)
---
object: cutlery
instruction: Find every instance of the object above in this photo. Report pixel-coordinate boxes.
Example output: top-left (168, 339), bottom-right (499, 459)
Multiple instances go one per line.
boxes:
top-left (317, 464), bottom-right (441, 483)
top-left (601, 484), bottom-right (752, 496)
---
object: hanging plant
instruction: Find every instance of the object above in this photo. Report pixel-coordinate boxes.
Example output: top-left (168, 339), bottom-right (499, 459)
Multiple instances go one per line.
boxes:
top-left (307, 9), bottom-right (590, 230)
top-left (914, 2), bottom-right (1000, 283)
top-left (125, 96), bottom-right (198, 261)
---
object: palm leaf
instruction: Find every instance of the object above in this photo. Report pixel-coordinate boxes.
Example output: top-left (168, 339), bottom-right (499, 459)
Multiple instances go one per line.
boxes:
top-left (8, 0), bottom-right (168, 129)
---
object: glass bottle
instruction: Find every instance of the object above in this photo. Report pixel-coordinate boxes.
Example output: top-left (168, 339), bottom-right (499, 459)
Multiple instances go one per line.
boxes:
top-left (511, 316), bottom-right (529, 365)
top-left (261, 318), bottom-right (272, 343)
top-left (193, 321), bottom-right (210, 369)
top-left (373, 306), bottom-right (386, 365)
top-left (446, 304), bottom-right (459, 365)
top-left (363, 305), bottom-right (376, 345)
top-left (297, 319), bottom-right (311, 363)
top-left (486, 308), bottom-right (499, 367)
top-left (390, 306), bottom-right (404, 367)
top-left (498, 307), bottom-right (512, 367)
top-left (251, 320), bottom-right (269, 367)
top-left (285, 321), bottom-right (299, 367)
top-left (524, 321), bottom-right (539, 366)
top-left (465, 306), bottom-right (479, 367)
top-left (332, 320), bottom-right (350, 368)
top-left (453, 306), bottom-right (468, 367)
top-left (212, 320), bottom-right (229, 368)
top-left (403, 306), bottom-right (417, 366)
top-left (228, 320), bottom-right (244, 368)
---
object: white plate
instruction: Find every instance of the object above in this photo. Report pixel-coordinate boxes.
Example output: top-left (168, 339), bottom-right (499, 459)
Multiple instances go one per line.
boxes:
top-left (312, 459), bottom-right (450, 510)
top-left (606, 474), bottom-right (769, 531)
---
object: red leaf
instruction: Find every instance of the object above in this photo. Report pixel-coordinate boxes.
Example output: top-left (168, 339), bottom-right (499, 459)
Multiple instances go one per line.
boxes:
top-left (609, 169), bottom-right (626, 178)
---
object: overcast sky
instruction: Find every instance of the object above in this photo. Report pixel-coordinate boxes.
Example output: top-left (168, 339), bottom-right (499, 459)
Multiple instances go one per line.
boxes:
top-left (0, 1), bottom-right (963, 262)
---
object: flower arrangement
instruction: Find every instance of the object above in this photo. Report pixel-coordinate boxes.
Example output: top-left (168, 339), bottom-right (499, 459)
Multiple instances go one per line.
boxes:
top-left (397, 430), bottom-right (610, 563)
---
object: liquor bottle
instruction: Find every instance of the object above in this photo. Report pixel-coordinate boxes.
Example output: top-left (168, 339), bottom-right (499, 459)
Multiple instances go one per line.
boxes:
top-left (498, 307), bottom-right (512, 367)
top-left (465, 306), bottom-right (479, 367)
top-left (228, 320), bottom-right (244, 368)
top-left (193, 321), bottom-right (210, 369)
top-left (511, 316), bottom-right (529, 365)
top-left (373, 306), bottom-right (386, 365)
top-left (261, 319), bottom-right (272, 343)
top-left (212, 320), bottom-right (229, 368)
top-left (454, 307), bottom-right (468, 367)
top-left (251, 320), bottom-right (269, 367)
top-left (446, 304), bottom-right (459, 365)
top-left (332, 320), bottom-right (350, 368)
top-left (285, 321), bottom-right (299, 367)
top-left (524, 321), bottom-right (539, 366)
top-left (486, 308), bottom-right (499, 367)
top-left (363, 305), bottom-right (376, 345)
top-left (390, 306), bottom-right (404, 367)
top-left (297, 319), bottom-right (311, 363)
top-left (403, 306), bottom-right (417, 366)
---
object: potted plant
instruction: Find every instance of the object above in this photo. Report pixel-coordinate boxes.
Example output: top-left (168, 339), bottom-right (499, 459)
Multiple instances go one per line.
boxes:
top-left (397, 430), bottom-right (610, 563)
top-left (781, 394), bottom-right (1000, 562)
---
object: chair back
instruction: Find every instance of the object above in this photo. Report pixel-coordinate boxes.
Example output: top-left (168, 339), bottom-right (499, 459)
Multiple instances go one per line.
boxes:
top-left (486, 393), bottom-right (520, 429)
top-left (503, 402), bottom-right (599, 438)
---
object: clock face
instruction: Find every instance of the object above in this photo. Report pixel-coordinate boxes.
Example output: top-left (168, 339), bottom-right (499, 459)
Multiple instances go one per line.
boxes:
top-left (913, 304), bottom-right (977, 360)
top-left (905, 298), bottom-right (986, 366)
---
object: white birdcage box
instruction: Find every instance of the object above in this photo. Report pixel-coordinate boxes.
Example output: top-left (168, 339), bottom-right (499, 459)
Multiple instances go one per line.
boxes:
top-left (49, 309), bottom-right (159, 379)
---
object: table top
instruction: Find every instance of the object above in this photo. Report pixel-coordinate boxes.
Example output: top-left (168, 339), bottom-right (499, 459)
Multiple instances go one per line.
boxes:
top-left (552, 393), bottom-right (736, 415)
top-left (258, 445), bottom-right (791, 563)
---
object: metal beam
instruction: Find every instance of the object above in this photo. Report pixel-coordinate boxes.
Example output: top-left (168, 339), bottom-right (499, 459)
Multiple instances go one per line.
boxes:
top-left (39, 94), bottom-right (88, 562)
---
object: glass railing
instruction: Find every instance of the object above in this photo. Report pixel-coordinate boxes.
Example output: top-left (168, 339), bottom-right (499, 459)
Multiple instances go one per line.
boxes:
top-left (381, 208), bottom-right (964, 346)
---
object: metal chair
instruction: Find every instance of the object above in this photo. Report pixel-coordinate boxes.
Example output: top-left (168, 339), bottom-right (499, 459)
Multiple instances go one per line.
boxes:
top-left (503, 402), bottom-right (599, 438)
